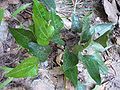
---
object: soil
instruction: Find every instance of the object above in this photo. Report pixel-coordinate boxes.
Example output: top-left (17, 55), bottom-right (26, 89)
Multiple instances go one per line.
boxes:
top-left (0, 0), bottom-right (120, 90)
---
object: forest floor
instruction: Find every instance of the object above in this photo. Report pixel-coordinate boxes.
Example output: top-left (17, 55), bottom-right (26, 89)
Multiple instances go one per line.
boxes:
top-left (0, 0), bottom-right (120, 90)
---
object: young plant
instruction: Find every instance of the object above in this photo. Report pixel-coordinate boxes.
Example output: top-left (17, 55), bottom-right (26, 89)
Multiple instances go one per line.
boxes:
top-left (2, 0), bottom-right (114, 89)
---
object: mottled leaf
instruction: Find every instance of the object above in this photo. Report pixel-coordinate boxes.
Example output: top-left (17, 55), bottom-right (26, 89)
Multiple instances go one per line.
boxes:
top-left (63, 49), bottom-right (78, 71)
top-left (33, 0), bottom-right (55, 45)
top-left (95, 31), bottom-right (109, 47)
top-left (28, 42), bottom-right (51, 62)
top-left (81, 13), bottom-right (93, 43)
top-left (64, 66), bottom-right (78, 86)
top-left (71, 13), bottom-right (82, 32)
top-left (78, 53), bottom-right (101, 84)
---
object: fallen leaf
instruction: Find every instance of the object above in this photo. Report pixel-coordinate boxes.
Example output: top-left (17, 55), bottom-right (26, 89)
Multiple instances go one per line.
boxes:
top-left (0, 21), bottom-right (8, 42)
top-left (8, 0), bottom-right (20, 4)
top-left (103, 0), bottom-right (119, 23)
top-left (0, 1), bottom-right (8, 9)
top-left (116, 37), bottom-right (120, 45)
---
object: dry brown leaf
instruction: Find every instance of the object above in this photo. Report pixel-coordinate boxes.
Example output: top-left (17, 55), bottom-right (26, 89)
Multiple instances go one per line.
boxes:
top-left (56, 50), bottom-right (64, 66)
top-left (116, 37), bottom-right (120, 45)
top-left (7, 0), bottom-right (20, 4)
top-left (0, 21), bottom-right (8, 42)
top-left (103, 0), bottom-right (119, 23)
top-left (0, 1), bottom-right (9, 9)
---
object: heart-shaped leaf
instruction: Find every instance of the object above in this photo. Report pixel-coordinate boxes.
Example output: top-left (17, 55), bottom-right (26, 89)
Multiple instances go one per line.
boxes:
top-left (6, 57), bottom-right (39, 78)
top-left (10, 28), bottom-right (36, 48)
top-left (64, 66), bottom-right (78, 86)
top-left (91, 23), bottom-right (113, 39)
top-left (28, 42), bottom-right (51, 62)
top-left (63, 49), bottom-right (78, 86)
top-left (71, 13), bottom-right (82, 32)
top-left (63, 49), bottom-right (78, 71)
top-left (81, 13), bottom-right (93, 43)
top-left (78, 53), bottom-right (101, 84)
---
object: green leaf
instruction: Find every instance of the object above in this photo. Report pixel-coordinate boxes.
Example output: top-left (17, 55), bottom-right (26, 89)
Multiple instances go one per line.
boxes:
top-left (10, 28), bottom-right (36, 48)
top-left (50, 9), bottom-right (64, 33)
top-left (90, 23), bottom-right (114, 47)
top-left (50, 10), bottom-right (64, 45)
top-left (95, 31), bottom-right (109, 47)
top-left (28, 42), bottom-right (51, 62)
top-left (72, 45), bottom-right (84, 55)
top-left (91, 23), bottom-right (113, 38)
top-left (6, 57), bottom-right (39, 78)
top-left (86, 41), bottom-right (105, 53)
top-left (63, 49), bottom-right (78, 86)
top-left (0, 78), bottom-right (13, 89)
top-left (52, 34), bottom-right (64, 45)
top-left (64, 66), bottom-right (78, 86)
top-left (82, 13), bottom-right (92, 32)
top-left (71, 13), bottom-right (82, 32)
top-left (81, 13), bottom-right (93, 43)
top-left (93, 53), bottom-right (108, 75)
top-left (0, 8), bottom-right (4, 24)
top-left (78, 53), bottom-right (101, 84)
top-left (63, 49), bottom-right (78, 71)
top-left (33, 0), bottom-right (50, 21)
top-left (39, 0), bottom-right (56, 10)
top-left (33, 0), bottom-right (55, 45)
top-left (12, 3), bottom-right (31, 17)
top-left (33, 15), bottom-right (54, 45)
top-left (0, 66), bottom-right (13, 73)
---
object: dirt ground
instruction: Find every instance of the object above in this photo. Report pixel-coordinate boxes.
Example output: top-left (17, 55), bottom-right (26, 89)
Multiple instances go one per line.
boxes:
top-left (0, 0), bottom-right (120, 90)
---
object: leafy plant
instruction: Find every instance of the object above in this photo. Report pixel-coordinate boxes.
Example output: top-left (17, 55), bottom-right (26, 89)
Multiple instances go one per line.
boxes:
top-left (2, 0), bottom-right (115, 89)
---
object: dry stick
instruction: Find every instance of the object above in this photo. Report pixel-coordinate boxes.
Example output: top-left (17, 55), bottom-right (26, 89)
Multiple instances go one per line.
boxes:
top-left (73, 0), bottom-right (78, 13)
top-left (64, 75), bottom-right (66, 90)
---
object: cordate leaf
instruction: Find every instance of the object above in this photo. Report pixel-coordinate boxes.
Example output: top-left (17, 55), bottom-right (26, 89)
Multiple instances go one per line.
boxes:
top-left (95, 31), bottom-right (109, 47)
top-left (81, 13), bottom-right (93, 43)
top-left (33, 15), bottom-right (54, 45)
top-left (71, 13), bottom-right (82, 32)
top-left (90, 23), bottom-right (113, 47)
top-left (63, 49), bottom-right (78, 71)
top-left (64, 66), bottom-right (78, 86)
top-left (86, 41), bottom-right (105, 53)
top-left (28, 42), bottom-right (51, 62)
top-left (33, 0), bottom-right (55, 45)
top-left (78, 53), bottom-right (101, 84)
top-left (93, 53), bottom-right (108, 75)
top-left (63, 49), bottom-right (78, 86)
top-left (0, 8), bottom-right (4, 24)
top-left (91, 23), bottom-right (113, 39)
top-left (6, 57), bottom-right (39, 78)
top-left (50, 10), bottom-right (64, 45)
top-left (50, 9), bottom-right (64, 33)
top-left (39, 0), bottom-right (56, 10)
top-left (52, 34), bottom-right (64, 45)
top-left (10, 28), bottom-right (36, 48)
top-left (33, 0), bottom-right (50, 21)
top-left (12, 3), bottom-right (31, 17)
